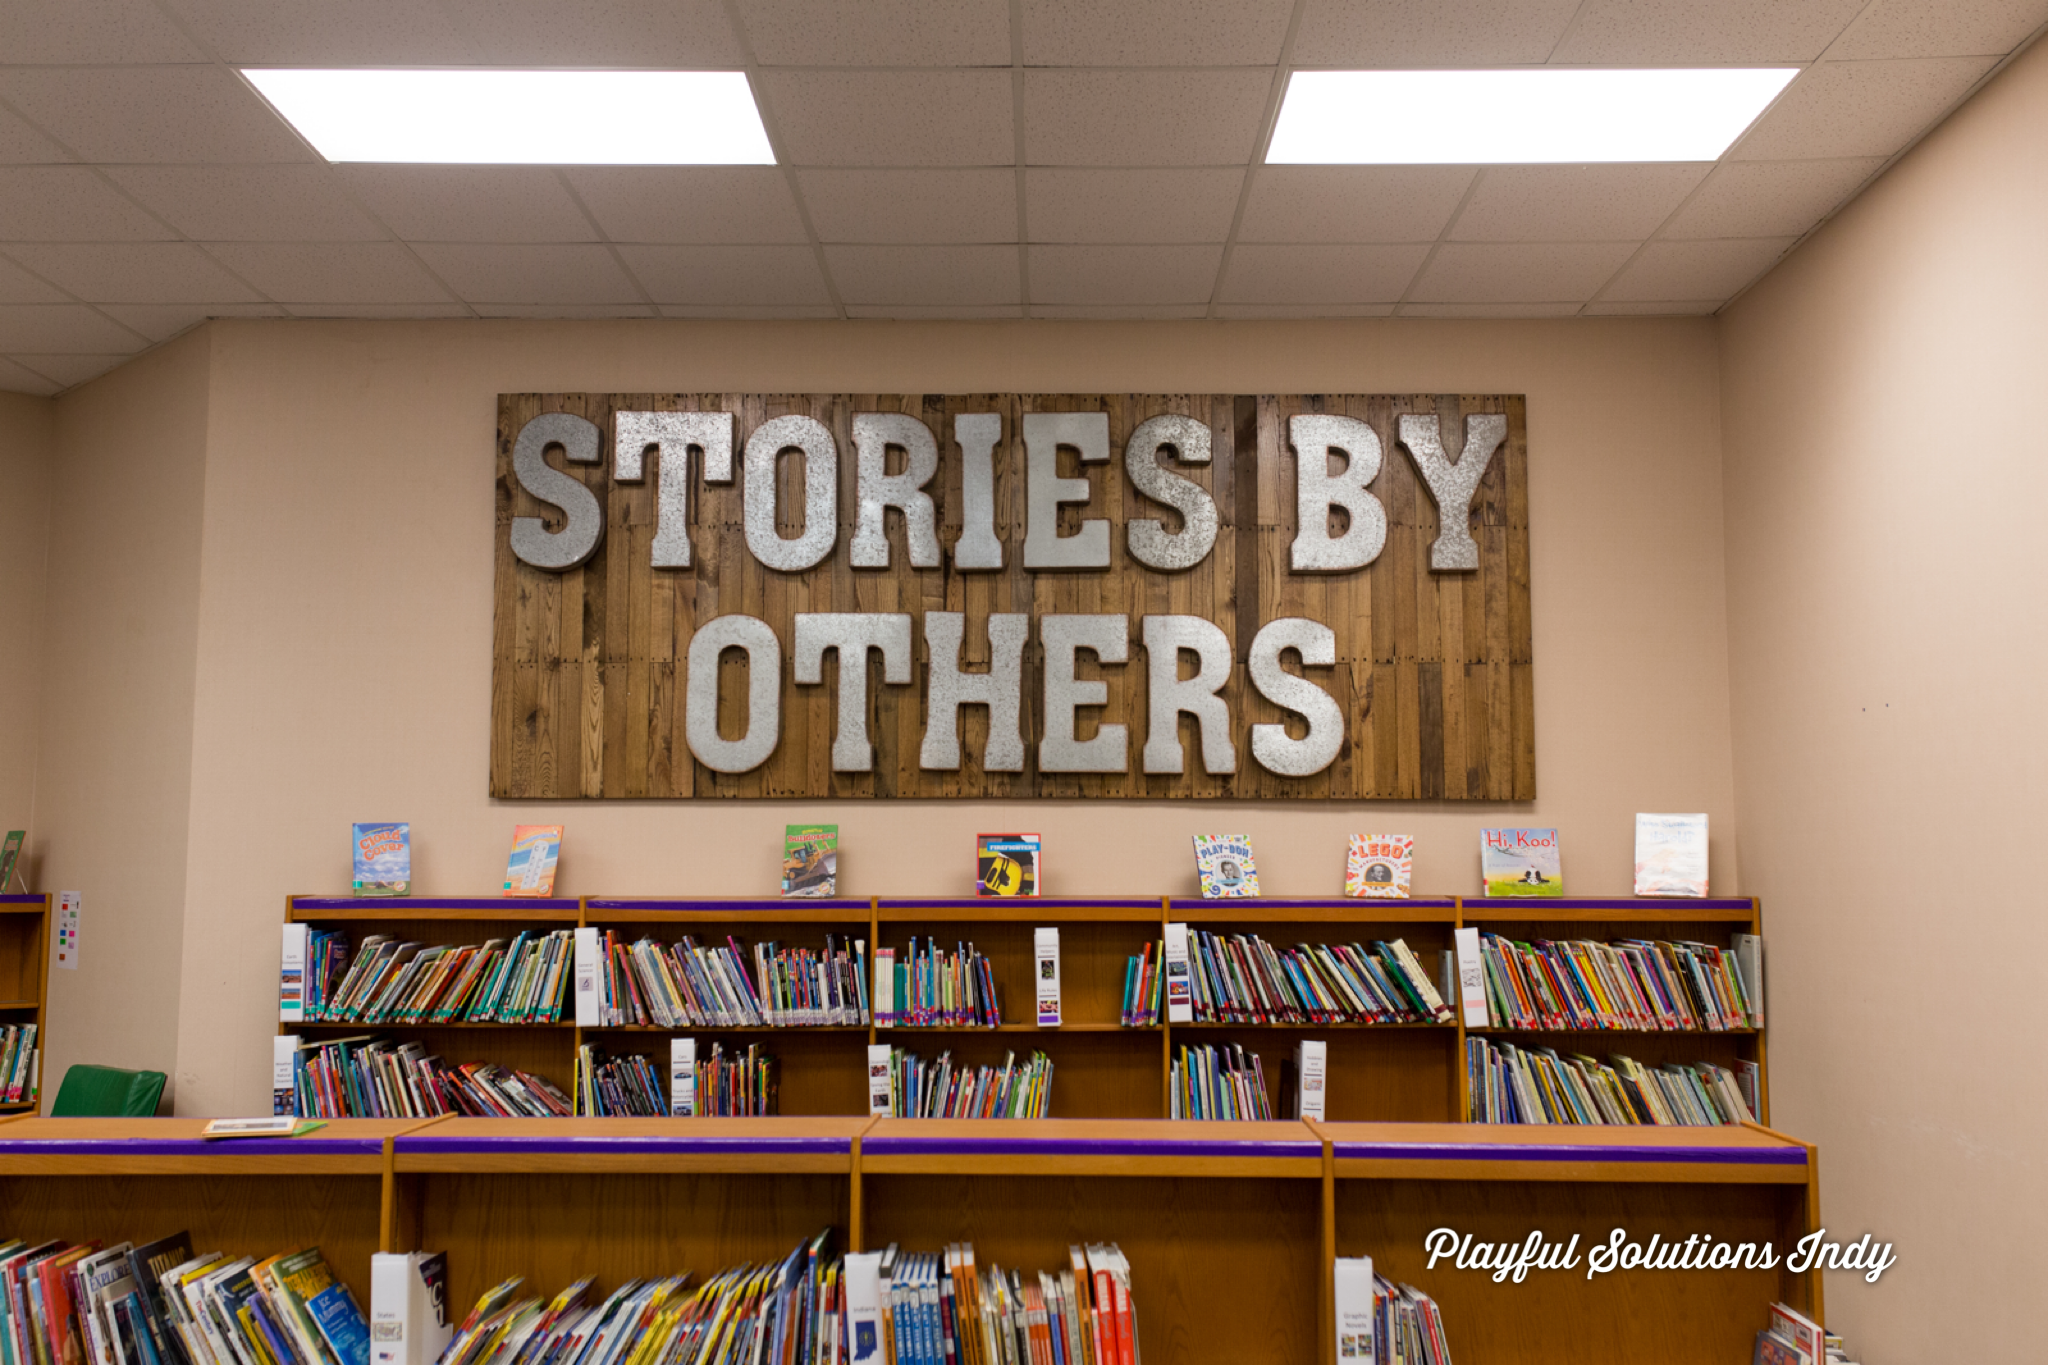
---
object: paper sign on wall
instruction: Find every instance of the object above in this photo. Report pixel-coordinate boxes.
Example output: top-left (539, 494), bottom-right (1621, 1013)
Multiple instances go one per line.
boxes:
top-left (54, 892), bottom-right (81, 971)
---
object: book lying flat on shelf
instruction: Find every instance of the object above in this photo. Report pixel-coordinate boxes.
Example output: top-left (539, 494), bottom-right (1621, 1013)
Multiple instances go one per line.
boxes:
top-left (501, 825), bottom-right (561, 897)
top-left (1479, 827), bottom-right (1562, 897)
top-left (782, 823), bottom-right (838, 898)
top-left (200, 1117), bottom-right (323, 1139)
top-left (351, 822), bottom-right (410, 897)
top-left (1192, 834), bottom-right (1259, 898)
top-left (1635, 812), bottom-right (1708, 897)
top-left (976, 832), bottom-right (1041, 897)
top-left (1345, 834), bottom-right (1413, 898)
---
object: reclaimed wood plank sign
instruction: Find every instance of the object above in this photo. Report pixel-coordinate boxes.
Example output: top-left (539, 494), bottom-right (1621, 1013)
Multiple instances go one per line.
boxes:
top-left (492, 394), bottom-right (1532, 800)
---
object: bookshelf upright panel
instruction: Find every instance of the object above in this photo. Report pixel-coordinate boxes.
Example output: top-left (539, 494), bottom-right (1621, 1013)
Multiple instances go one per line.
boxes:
top-left (0, 894), bottom-right (50, 1113)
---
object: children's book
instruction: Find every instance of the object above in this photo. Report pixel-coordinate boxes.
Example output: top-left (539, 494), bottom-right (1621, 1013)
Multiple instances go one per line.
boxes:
top-left (1479, 828), bottom-right (1562, 897)
top-left (1192, 835), bottom-right (1260, 898)
top-left (1344, 835), bottom-right (1413, 899)
top-left (0, 830), bottom-right (22, 892)
top-left (782, 824), bottom-right (838, 898)
top-left (976, 833), bottom-right (1041, 898)
top-left (1634, 813), bottom-right (1708, 897)
top-left (352, 823), bottom-right (411, 897)
top-left (502, 826), bottom-right (563, 898)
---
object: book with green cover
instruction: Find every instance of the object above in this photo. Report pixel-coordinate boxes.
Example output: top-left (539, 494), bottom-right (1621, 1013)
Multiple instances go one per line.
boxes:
top-left (1479, 828), bottom-right (1563, 898)
top-left (781, 825), bottom-right (838, 899)
top-left (0, 831), bottom-right (22, 893)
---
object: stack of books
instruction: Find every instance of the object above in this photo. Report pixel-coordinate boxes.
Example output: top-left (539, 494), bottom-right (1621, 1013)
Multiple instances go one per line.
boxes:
top-left (573, 1042), bottom-right (775, 1118)
top-left (291, 1037), bottom-right (571, 1118)
top-left (1125, 934), bottom-right (1452, 1025)
top-left (1478, 932), bottom-right (1760, 1031)
top-left (1468, 1039), bottom-right (1756, 1126)
top-left (305, 931), bottom-right (574, 1024)
top-left (1169, 1043), bottom-right (1273, 1121)
top-left (882, 1048), bottom-right (1053, 1119)
top-left (591, 931), bottom-right (869, 1028)
top-left (1751, 1302), bottom-right (1845, 1364)
top-left (874, 939), bottom-right (1002, 1028)
top-left (859, 1242), bottom-right (1137, 1365)
top-left (0, 1023), bottom-right (36, 1103)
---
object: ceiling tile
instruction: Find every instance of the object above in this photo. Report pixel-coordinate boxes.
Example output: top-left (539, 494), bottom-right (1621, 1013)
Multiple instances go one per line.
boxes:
top-left (438, 0), bottom-right (744, 65)
top-left (1833, 0), bottom-right (2048, 59)
top-left (1601, 237), bottom-right (1796, 301)
top-left (843, 304), bottom-right (1022, 318)
top-left (1213, 302), bottom-right (1396, 318)
top-left (1293, 0), bottom-right (1581, 66)
top-left (6, 353), bottom-right (129, 387)
top-left (0, 0), bottom-right (202, 62)
top-left (1238, 167), bottom-right (1474, 242)
top-left (0, 305), bottom-right (145, 352)
top-left (340, 168), bottom-right (595, 244)
top-left (739, 0), bottom-right (1009, 65)
top-left (1020, 0), bottom-right (1294, 65)
top-left (0, 169), bottom-right (172, 241)
top-left (824, 244), bottom-right (1020, 306)
top-left (410, 244), bottom-right (642, 305)
top-left (1584, 300), bottom-right (1722, 315)
top-left (1028, 304), bottom-right (1211, 318)
top-left (1449, 165), bottom-right (1712, 242)
top-left (281, 303), bottom-right (471, 317)
top-left (1663, 158), bottom-right (1885, 238)
top-left (1217, 243), bottom-right (1430, 303)
top-left (1398, 301), bottom-right (1586, 317)
top-left (800, 169), bottom-right (1017, 244)
top-left (0, 67), bottom-right (312, 163)
top-left (0, 358), bottom-right (61, 396)
top-left (99, 302), bottom-right (289, 342)
top-left (658, 304), bottom-right (841, 318)
top-left (0, 257), bottom-right (71, 304)
top-left (566, 168), bottom-right (809, 244)
top-left (1408, 242), bottom-right (1638, 303)
top-left (1023, 69), bottom-right (1272, 166)
top-left (0, 107), bottom-right (70, 165)
top-left (1553, 0), bottom-right (1868, 63)
top-left (763, 70), bottom-right (1015, 167)
top-left (105, 166), bottom-right (384, 241)
top-left (615, 244), bottom-right (833, 306)
top-left (4, 243), bottom-right (262, 303)
top-left (1735, 57), bottom-right (2000, 159)
top-left (1026, 168), bottom-right (1241, 243)
top-left (470, 304), bottom-right (658, 318)
top-left (1027, 244), bottom-right (1223, 304)
top-left (206, 243), bottom-right (455, 303)
top-left (168, 0), bottom-right (473, 63)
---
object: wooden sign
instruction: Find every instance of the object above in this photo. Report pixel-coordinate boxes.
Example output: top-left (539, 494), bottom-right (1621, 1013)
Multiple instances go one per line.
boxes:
top-left (492, 393), bottom-right (1531, 800)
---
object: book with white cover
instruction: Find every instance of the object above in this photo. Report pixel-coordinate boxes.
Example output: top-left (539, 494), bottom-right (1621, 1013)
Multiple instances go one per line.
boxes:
top-left (669, 1037), bottom-right (696, 1116)
top-left (279, 923), bottom-right (309, 1022)
top-left (866, 1043), bottom-right (894, 1116)
top-left (843, 1253), bottom-right (883, 1364)
top-left (1333, 1257), bottom-right (1375, 1361)
top-left (1034, 927), bottom-right (1062, 1027)
top-left (273, 1034), bottom-right (299, 1116)
top-left (1294, 1040), bottom-right (1327, 1122)
top-left (369, 1252), bottom-right (451, 1365)
top-left (1635, 813), bottom-right (1709, 897)
top-left (1162, 922), bottom-right (1194, 1023)
top-left (1452, 927), bottom-right (1489, 1026)
top-left (573, 926), bottom-right (601, 1027)
top-left (1733, 933), bottom-right (1765, 1028)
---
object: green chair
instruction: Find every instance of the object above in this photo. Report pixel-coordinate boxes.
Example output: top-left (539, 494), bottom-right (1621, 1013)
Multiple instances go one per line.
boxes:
top-left (50, 1064), bottom-right (167, 1117)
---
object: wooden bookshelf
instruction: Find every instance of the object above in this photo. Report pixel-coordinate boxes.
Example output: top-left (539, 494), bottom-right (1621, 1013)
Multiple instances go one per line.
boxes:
top-left (280, 894), bottom-right (1770, 1125)
top-left (0, 1115), bottom-right (1823, 1364)
top-left (0, 894), bottom-right (49, 1113)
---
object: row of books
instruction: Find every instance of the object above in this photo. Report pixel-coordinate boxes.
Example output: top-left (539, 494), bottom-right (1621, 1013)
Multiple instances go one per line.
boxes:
top-left (879, 1048), bottom-right (1053, 1120)
top-left (302, 932), bottom-right (573, 1025)
top-left (867, 1243), bottom-right (1136, 1365)
top-left (1478, 932), bottom-right (1762, 1032)
top-left (1126, 933), bottom-right (1453, 1028)
top-left (1752, 1301), bottom-right (1852, 1365)
top-left (0, 1023), bottom-right (36, 1104)
top-left (1467, 1039), bottom-right (1758, 1126)
top-left (288, 1036), bottom-right (571, 1119)
top-left (3, 1232), bottom-right (368, 1365)
top-left (572, 1043), bottom-right (775, 1118)
top-left (590, 930), bottom-right (871, 1029)
top-left (873, 941), bottom-right (1002, 1029)
top-left (1168, 1043), bottom-right (1274, 1122)
top-left (1334, 1257), bottom-right (1453, 1365)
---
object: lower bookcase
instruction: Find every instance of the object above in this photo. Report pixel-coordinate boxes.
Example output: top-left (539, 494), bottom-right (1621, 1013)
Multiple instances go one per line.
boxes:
top-left (0, 1113), bottom-right (1820, 1365)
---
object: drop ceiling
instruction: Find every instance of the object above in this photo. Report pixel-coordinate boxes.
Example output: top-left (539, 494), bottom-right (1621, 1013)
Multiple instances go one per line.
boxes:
top-left (0, 0), bottom-right (2043, 394)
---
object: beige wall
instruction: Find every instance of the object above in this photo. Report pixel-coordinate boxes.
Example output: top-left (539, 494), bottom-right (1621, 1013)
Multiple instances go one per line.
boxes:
top-left (1720, 36), bottom-right (2048, 1361)
top-left (166, 314), bottom-right (1741, 1113)
top-left (0, 394), bottom-right (54, 868)
top-left (34, 330), bottom-right (212, 1105)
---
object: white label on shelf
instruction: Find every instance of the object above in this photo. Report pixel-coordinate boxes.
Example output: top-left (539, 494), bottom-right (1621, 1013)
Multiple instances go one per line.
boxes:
top-left (1334, 1256), bottom-right (1375, 1360)
top-left (669, 1036), bottom-right (697, 1116)
top-left (1034, 926), bottom-right (1062, 1027)
top-left (54, 891), bottom-right (82, 972)
top-left (278, 920), bottom-right (306, 1017)
top-left (1163, 921), bottom-right (1193, 1023)
top-left (1453, 926), bottom-right (1488, 1026)
top-left (1296, 1039), bottom-right (1327, 1122)
top-left (273, 1034), bottom-right (300, 1116)
top-left (573, 926), bottom-right (601, 1027)
top-left (867, 1042), bottom-right (894, 1116)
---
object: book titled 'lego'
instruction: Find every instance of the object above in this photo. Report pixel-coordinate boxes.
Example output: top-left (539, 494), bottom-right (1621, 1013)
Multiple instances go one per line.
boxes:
top-left (1193, 834), bottom-right (1260, 898)
top-left (352, 822), bottom-right (411, 897)
top-left (1634, 812), bottom-right (1709, 897)
top-left (1479, 828), bottom-right (1562, 897)
top-left (503, 825), bottom-right (563, 897)
top-left (976, 833), bottom-right (1041, 897)
top-left (1345, 835), bottom-right (1413, 898)
top-left (782, 824), bottom-right (838, 898)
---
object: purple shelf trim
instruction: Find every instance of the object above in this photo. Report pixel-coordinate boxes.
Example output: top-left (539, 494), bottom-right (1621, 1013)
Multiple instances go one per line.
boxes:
top-left (1169, 897), bottom-right (1459, 910)
top-left (397, 1134), bottom-right (850, 1156)
top-left (0, 1138), bottom-right (383, 1157)
top-left (879, 898), bottom-right (1163, 910)
top-left (585, 899), bottom-right (870, 914)
top-left (1331, 1139), bottom-right (1804, 1166)
top-left (291, 897), bottom-right (580, 912)
top-left (865, 1135), bottom-right (1320, 1160)
top-left (0, 894), bottom-right (45, 905)
top-left (1463, 898), bottom-right (1753, 912)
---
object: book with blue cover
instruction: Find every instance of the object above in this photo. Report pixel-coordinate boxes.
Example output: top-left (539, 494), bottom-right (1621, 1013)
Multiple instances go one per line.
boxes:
top-left (351, 823), bottom-right (410, 897)
top-left (503, 826), bottom-right (563, 898)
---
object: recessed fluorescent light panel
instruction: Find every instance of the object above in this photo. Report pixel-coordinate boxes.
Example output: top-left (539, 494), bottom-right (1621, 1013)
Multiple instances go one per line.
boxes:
top-left (243, 69), bottom-right (775, 164)
top-left (1267, 68), bottom-right (1798, 164)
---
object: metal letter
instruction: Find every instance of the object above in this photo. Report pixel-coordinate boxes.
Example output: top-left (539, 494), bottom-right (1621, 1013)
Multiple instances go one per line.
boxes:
top-left (1289, 414), bottom-right (1388, 572)
top-left (850, 412), bottom-right (941, 570)
top-left (952, 412), bottom-right (1003, 570)
top-left (685, 615), bottom-right (782, 774)
top-left (614, 410), bottom-right (732, 569)
top-left (743, 413), bottom-right (838, 572)
top-left (1248, 617), bottom-right (1343, 777)
top-left (792, 612), bottom-right (913, 772)
top-left (1039, 614), bottom-right (1129, 773)
top-left (920, 612), bottom-right (1028, 771)
top-left (1397, 412), bottom-right (1507, 571)
top-left (1022, 411), bottom-right (1111, 569)
top-left (1124, 414), bottom-right (1218, 572)
top-left (1141, 615), bottom-right (1237, 775)
top-left (509, 411), bottom-right (604, 570)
